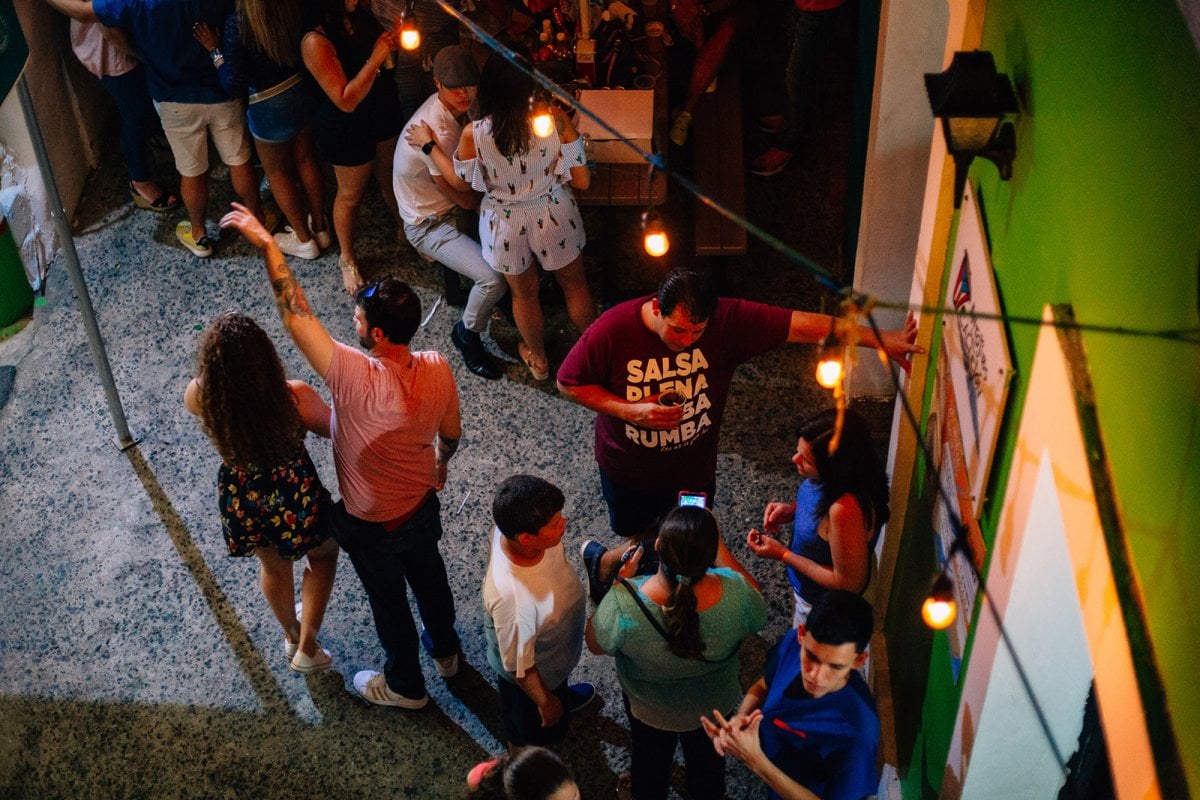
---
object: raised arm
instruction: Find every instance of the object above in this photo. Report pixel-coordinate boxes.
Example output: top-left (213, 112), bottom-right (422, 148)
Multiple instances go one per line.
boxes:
top-left (301, 28), bottom-right (396, 113)
top-left (45, 0), bottom-right (99, 22)
top-left (787, 310), bottom-right (922, 370)
top-left (556, 381), bottom-right (683, 430)
top-left (219, 203), bottom-right (335, 377)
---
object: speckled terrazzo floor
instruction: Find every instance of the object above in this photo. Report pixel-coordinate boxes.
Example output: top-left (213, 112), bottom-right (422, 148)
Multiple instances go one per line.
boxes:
top-left (0, 30), bottom-right (880, 799)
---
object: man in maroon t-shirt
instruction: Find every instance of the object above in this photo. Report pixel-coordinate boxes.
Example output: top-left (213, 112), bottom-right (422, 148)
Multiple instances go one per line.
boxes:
top-left (556, 270), bottom-right (919, 600)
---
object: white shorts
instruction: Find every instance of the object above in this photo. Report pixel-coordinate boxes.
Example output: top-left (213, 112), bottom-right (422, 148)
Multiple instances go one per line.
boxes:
top-left (155, 99), bottom-right (251, 178)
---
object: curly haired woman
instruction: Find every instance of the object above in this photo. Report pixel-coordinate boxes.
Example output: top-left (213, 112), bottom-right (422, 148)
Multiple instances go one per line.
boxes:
top-left (184, 312), bottom-right (339, 672)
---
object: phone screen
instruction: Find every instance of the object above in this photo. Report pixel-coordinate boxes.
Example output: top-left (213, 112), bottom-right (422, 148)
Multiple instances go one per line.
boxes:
top-left (678, 491), bottom-right (707, 508)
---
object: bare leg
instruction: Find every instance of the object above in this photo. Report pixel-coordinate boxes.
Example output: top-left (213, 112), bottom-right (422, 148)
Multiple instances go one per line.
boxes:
top-left (683, 9), bottom-right (752, 115)
top-left (297, 537), bottom-right (339, 658)
top-left (373, 136), bottom-right (402, 229)
top-left (552, 257), bottom-right (596, 333)
top-left (256, 138), bottom-right (312, 241)
top-left (332, 162), bottom-right (373, 266)
top-left (228, 160), bottom-right (264, 221)
top-left (179, 173), bottom-right (208, 233)
top-left (255, 546), bottom-right (298, 647)
top-left (504, 267), bottom-right (548, 371)
top-left (294, 127), bottom-right (329, 236)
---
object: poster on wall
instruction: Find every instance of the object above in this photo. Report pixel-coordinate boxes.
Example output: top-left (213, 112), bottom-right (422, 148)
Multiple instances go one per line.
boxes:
top-left (931, 347), bottom-right (986, 682)
top-left (940, 182), bottom-right (1013, 516)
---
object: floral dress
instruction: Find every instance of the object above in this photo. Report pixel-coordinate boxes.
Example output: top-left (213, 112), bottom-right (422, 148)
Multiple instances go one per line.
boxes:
top-left (218, 446), bottom-right (330, 561)
top-left (454, 118), bottom-right (587, 274)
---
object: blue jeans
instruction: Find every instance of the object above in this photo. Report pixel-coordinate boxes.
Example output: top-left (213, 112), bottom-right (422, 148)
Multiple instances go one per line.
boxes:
top-left (405, 212), bottom-right (507, 333)
top-left (328, 493), bottom-right (460, 698)
top-left (780, 3), bottom-right (846, 153)
top-left (98, 65), bottom-right (161, 182)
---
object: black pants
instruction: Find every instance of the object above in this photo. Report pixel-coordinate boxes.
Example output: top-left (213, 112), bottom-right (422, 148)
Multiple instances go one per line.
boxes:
top-left (625, 695), bottom-right (726, 800)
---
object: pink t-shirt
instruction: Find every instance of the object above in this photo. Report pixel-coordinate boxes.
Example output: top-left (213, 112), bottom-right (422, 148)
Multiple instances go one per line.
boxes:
top-left (69, 20), bottom-right (138, 79)
top-left (325, 342), bottom-right (459, 522)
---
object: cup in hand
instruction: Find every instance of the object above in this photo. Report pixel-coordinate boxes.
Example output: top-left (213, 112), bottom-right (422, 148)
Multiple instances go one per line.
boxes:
top-left (658, 389), bottom-right (685, 407)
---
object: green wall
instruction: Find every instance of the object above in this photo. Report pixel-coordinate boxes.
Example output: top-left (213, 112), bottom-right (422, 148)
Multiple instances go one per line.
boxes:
top-left (891, 1), bottom-right (1200, 796)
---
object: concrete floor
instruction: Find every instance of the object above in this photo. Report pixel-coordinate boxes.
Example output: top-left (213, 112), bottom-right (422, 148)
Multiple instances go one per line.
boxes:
top-left (0, 24), bottom-right (873, 798)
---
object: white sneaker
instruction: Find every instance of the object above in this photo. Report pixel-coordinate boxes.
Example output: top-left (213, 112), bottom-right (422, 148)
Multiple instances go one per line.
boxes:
top-left (353, 670), bottom-right (429, 709)
top-left (290, 646), bottom-right (333, 673)
top-left (309, 214), bottom-right (333, 249)
top-left (275, 227), bottom-right (320, 260)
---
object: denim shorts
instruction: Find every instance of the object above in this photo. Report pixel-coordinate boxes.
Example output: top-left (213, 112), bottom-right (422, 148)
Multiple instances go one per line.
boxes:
top-left (247, 79), bottom-right (308, 143)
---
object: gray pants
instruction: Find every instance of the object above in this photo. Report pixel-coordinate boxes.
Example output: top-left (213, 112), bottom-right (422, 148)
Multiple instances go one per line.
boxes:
top-left (405, 212), bottom-right (507, 333)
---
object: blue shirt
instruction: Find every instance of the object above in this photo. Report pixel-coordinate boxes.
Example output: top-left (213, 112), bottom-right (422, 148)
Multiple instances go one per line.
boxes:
top-left (93, 0), bottom-right (231, 103)
top-left (787, 480), bottom-right (831, 607)
top-left (758, 630), bottom-right (879, 800)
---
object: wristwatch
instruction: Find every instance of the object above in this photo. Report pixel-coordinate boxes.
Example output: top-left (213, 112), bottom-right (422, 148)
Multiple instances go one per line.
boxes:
top-left (422, 140), bottom-right (436, 155)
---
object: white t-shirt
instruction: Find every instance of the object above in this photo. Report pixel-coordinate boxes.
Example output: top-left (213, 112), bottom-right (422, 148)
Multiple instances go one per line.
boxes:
top-left (482, 528), bottom-right (586, 689)
top-left (393, 91), bottom-right (463, 225)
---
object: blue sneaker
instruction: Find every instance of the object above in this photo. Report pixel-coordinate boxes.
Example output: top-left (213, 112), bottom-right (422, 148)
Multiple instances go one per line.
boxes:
top-left (580, 539), bottom-right (612, 603)
top-left (565, 682), bottom-right (597, 713)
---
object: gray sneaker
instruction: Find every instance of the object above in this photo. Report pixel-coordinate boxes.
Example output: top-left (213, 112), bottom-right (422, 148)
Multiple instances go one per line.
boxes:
top-left (275, 227), bottom-right (320, 260)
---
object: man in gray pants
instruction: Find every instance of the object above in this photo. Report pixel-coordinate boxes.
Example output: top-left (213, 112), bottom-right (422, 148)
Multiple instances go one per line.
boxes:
top-left (393, 46), bottom-right (505, 379)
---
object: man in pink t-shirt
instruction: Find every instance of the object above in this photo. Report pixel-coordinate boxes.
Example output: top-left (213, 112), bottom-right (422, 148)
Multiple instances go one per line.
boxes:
top-left (222, 204), bottom-right (463, 710)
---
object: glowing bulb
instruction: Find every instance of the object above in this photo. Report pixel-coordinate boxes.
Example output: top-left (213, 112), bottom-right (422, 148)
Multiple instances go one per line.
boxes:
top-left (399, 16), bottom-right (420, 50)
top-left (641, 209), bottom-right (669, 257)
top-left (532, 111), bottom-right (555, 138)
top-left (815, 332), bottom-right (843, 388)
top-left (921, 573), bottom-right (957, 630)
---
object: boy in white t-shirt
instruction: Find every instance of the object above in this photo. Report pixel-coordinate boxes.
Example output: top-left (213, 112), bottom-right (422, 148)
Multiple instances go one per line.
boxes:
top-left (483, 475), bottom-right (596, 746)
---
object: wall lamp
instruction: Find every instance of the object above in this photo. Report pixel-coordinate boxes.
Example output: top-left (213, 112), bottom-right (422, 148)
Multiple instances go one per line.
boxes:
top-left (924, 50), bottom-right (1019, 208)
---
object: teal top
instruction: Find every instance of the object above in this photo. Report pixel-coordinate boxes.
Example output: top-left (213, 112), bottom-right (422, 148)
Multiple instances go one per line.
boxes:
top-left (592, 567), bottom-right (767, 731)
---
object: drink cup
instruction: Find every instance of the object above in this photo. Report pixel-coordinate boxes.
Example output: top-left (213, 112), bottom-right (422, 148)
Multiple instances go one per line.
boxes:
top-left (645, 21), bottom-right (664, 53)
top-left (658, 389), bottom-right (684, 407)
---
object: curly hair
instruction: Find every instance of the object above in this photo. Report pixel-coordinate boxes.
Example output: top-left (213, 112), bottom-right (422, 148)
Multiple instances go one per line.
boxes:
top-left (798, 408), bottom-right (890, 537)
top-left (467, 747), bottom-right (574, 800)
top-left (195, 312), bottom-right (302, 469)
top-left (656, 506), bottom-right (720, 660)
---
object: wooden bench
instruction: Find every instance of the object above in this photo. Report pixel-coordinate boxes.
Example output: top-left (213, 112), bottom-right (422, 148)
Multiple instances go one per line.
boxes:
top-left (691, 60), bottom-right (746, 257)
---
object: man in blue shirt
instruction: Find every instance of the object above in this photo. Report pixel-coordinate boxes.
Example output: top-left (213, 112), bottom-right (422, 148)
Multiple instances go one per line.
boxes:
top-left (47, 0), bottom-right (264, 257)
top-left (703, 590), bottom-right (879, 800)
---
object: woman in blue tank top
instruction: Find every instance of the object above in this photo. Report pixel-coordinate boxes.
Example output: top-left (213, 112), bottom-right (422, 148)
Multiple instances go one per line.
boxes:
top-left (745, 408), bottom-right (890, 624)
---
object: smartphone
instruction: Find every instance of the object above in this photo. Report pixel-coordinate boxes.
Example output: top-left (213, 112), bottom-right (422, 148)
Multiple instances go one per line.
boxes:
top-left (678, 491), bottom-right (707, 508)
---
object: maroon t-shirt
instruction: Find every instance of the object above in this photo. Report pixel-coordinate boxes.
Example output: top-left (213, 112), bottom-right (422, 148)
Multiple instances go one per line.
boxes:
top-left (557, 296), bottom-right (792, 491)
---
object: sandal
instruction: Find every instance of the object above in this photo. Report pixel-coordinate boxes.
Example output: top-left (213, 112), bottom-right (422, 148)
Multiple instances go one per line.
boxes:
top-left (518, 342), bottom-right (550, 381)
top-left (129, 181), bottom-right (178, 212)
top-left (340, 258), bottom-right (364, 294)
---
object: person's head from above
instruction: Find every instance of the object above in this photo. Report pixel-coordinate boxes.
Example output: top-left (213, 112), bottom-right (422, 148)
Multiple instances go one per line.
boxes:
top-left (433, 45), bottom-right (480, 116)
top-left (651, 269), bottom-right (718, 351)
top-left (476, 51), bottom-right (537, 158)
top-left (794, 408), bottom-right (890, 532)
top-left (469, 746), bottom-right (579, 800)
top-left (236, 0), bottom-right (302, 66)
top-left (353, 279), bottom-right (421, 350)
top-left (492, 475), bottom-right (567, 552)
top-left (796, 590), bottom-right (873, 699)
top-left (196, 311), bottom-right (300, 467)
top-left (655, 505), bottom-right (720, 659)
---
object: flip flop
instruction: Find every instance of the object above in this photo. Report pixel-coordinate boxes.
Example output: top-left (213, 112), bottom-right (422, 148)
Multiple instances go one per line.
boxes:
top-left (518, 343), bottom-right (550, 381)
top-left (129, 182), bottom-right (179, 212)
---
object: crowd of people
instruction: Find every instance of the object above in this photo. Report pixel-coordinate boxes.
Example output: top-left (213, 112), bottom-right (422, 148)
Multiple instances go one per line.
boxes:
top-left (47, 0), bottom-right (919, 797)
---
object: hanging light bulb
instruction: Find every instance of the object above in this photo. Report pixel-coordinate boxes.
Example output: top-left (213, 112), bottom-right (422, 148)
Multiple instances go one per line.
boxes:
top-left (921, 572), bottom-right (957, 630)
top-left (815, 324), bottom-right (844, 389)
top-left (398, 5), bottom-right (420, 51)
top-left (641, 208), bottom-right (669, 257)
top-left (530, 94), bottom-right (555, 138)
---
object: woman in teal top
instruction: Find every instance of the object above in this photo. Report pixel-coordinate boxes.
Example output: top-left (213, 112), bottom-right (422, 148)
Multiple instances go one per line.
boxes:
top-left (587, 506), bottom-right (766, 800)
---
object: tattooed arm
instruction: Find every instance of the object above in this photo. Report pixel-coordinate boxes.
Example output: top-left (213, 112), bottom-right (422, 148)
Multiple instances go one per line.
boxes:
top-left (220, 203), bottom-right (336, 377)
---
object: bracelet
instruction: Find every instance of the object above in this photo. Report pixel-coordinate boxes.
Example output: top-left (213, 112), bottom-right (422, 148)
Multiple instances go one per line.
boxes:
top-left (422, 140), bottom-right (436, 156)
top-left (209, 48), bottom-right (224, 67)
